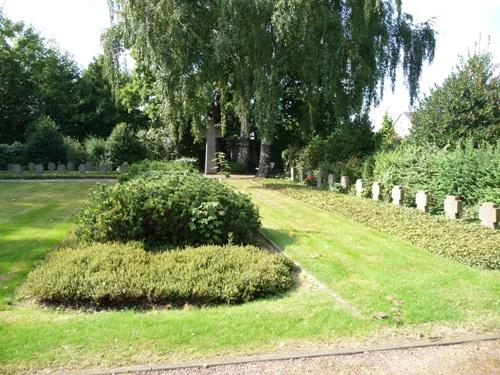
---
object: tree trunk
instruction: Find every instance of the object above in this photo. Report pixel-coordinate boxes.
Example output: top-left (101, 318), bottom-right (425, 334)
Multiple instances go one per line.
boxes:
top-left (237, 117), bottom-right (250, 165)
top-left (257, 137), bottom-right (271, 177)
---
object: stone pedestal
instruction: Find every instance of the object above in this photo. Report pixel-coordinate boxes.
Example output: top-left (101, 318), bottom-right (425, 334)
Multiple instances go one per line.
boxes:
top-left (328, 174), bottom-right (335, 191)
top-left (316, 171), bottom-right (322, 188)
top-left (340, 176), bottom-right (349, 190)
top-left (416, 191), bottom-right (429, 212)
top-left (444, 196), bottom-right (463, 219)
top-left (290, 166), bottom-right (295, 181)
top-left (391, 186), bottom-right (405, 206)
top-left (355, 179), bottom-right (364, 197)
top-left (479, 202), bottom-right (499, 229)
top-left (372, 182), bottom-right (381, 201)
top-left (204, 125), bottom-right (222, 175)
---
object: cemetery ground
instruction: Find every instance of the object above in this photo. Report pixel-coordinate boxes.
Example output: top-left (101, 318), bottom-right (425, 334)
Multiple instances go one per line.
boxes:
top-left (0, 180), bottom-right (499, 373)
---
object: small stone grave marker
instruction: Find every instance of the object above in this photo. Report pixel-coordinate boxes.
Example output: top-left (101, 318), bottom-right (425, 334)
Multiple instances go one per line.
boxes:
top-left (28, 162), bottom-right (36, 171)
top-left (47, 162), bottom-right (56, 172)
top-left (328, 174), bottom-right (335, 191)
top-left (444, 196), bottom-right (463, 219)
top-left (35, 164), bottom-right (44, 173)
top-left (78, 164), bottom-right (86, 173)
top-left (67, 162), bottom-right (75, 171)
top-left (290, 166), bottom-right (295, 181)
top-left (416, 191), bottom-right (429, 213)
top-left (340, 176), bottom-right (349, 190)
top-left (391, 185), bottom-right (405, 206)
top-left (7, 163), bottom-right (14, 172)
top-left (298, 168), bottom-right (304, 182)
top-left (316, 171), bottom-right (322, 188)
top-left (12, 164), bottom-right (22, 174)
top-left (372, 182), bottom-right (381, 201)
top-left (118, 162), bottom-right (129, 173)
top-left (355, 179), bottom-right (364, 197)
top-left (85, 162), bottom-right (93, 171)
top-left (306, 171), bottom-right (312, 179)
top-left (57, 164), bottom-right (66, 173)
top-left (479, 202), bottom-right (499, 229)
top-left (99, 163), bottom-right (110, 174)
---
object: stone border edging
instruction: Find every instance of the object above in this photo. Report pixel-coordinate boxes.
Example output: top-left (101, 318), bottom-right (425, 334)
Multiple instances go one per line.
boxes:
top-left (67, 333), bottom-right (500, 375)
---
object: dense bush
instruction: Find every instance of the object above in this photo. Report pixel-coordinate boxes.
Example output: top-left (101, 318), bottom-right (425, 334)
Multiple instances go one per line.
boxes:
top-left (24, 117), bottom-right (67, 164)
top-left (370, 142), bottom-right (500, 217)
top-left (119, 159), bottom-right (198, 182)
top-left (23, 243), bottom-right (295, 307)
top-left (84, 136), bottom-right (107, 165)
top-left (264, 180), bottom-right (500, 269)
top-left (106, 123), bottom-right (146, 167)
top-left (64, 137), bottom-right (86, 165)
top-left (76, 173), bottom-right (261, 246)
top-left (0, 142), bottom-right (25, 169)
top-left (410, 52), bottom-right (499, 147)
top-left (137, 127), bottom-right (179, 160)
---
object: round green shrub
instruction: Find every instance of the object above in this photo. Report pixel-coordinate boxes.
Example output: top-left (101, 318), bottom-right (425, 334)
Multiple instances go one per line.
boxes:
top-left (76, 174), bottom-right (261, 246)
top-left (84, 136), bottom-right (107, 165)
top-left (118, 159), bottom-right (198, 183)
top-left (23, 243), bottom-right (295, 307)
top-left (0, 142), bottom-right (26, 169)
top-left (25, 117), bottom-right (67, 164)
top-left (106, 122), bottom-right (146, 167)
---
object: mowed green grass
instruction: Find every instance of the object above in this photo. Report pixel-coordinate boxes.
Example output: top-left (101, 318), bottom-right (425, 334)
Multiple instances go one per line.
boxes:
top-left (0, 179), bottom-right (499, 372)
top-left (0, 182), bottom-right (99, 306)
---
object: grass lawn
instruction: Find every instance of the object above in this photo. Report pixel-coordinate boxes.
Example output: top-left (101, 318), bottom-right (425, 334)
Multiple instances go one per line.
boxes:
top-left (0, 179), bottom-right (499, 372)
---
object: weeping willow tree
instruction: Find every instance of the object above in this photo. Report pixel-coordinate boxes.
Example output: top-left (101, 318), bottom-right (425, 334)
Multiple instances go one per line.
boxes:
top-left (104, 0), bottom-right (435, 176)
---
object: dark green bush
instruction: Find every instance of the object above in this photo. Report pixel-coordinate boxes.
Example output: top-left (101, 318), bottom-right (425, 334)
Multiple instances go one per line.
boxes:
top-left (23, 242), bottom-right (295, 307)
top-left (25, 117), bottom-right (67, 164)
top-left (106, 123), bottom-right (146, 167)
top-left (84, 136), bottom-right (107, 165)
top-left (76, 173), bottom-right (261, 247)
top-left (119, 159), bottom-right (197, 183)
top-left (137, 127), bottom-right (179, 160)
top-left (64, 136), bottom-right (86, 165)
top-left (0, 142), bottom-right (26, 169)
top-left (263, 180), bottom-right (500, 270)
top-left (228, 161), bottom-right (248, 174)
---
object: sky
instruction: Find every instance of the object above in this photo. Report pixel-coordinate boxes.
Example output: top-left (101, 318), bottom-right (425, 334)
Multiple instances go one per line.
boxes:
top-left (2, 0), bottom-right (500, 128)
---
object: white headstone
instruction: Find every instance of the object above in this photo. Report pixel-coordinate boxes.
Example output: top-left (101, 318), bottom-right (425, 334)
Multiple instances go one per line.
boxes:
top-left (47, 162), bottom-right (56, 172)
top-left (340, 176), bottom-right (349, 190)
top-left (306, 171), bottom-right (312, 179)
top-left (355, 179), bottom-right (364, 197)
top-left (290, 166), bottom-right (295, 181)
top-left (328, 174), bottom-right (335, 191)
top-left (12, 164), bottom-right (21, 174)
top-left (391, 186), bottom-right (405, 206)
top-left (444, 196), bottom-right (463, 219)
top-left (479, 202), bottom-right (499, 229)
top-left (298, 168), bottom-right (304, 182)
top-left (56, 164), bottom-right (66, 173)
top-left (416, 191), bottom-right (429, 213)
top-left (316, 171), bottom-right (322, 188)
top-left (35, 164), bottom-right (44, 173)
top-left (372, 182), bottom-right (381, 201)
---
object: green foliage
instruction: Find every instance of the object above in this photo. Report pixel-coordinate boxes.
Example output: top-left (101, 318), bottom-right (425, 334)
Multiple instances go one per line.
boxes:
top-left (376, 112), bottom-right (400, 150)
top-left (214, 152), bottom-right (231, 178)
top-left (371, 142), bottom-right (500, 217)
top-left (137, 127), bottom-right (178, 160)
top-left (23, 242), bottom-right (295, 307)
top-left (64, 137), bottom-right (86, 165)
top-left (83, 136), bottom-right (107, 165)
top-left (25, 117), bottom-right (67, 164)
top-left (228, 161), bottom-right (247, 174)
top-left (76, 174), bottom-right (261, 247)
top-left (0, 142), bottom-right (25, 169)
top-left (105, 122), bottom-right (146, 167)
top-left (118, 159), bottom-right (197, 183)
top-left (264, 181), bottom-right (500, 270)
top-left (410, 52), bottom-right (500, 147)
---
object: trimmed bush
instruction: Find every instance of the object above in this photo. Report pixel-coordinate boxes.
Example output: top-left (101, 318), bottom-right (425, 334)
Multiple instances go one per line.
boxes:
top-left (263, 180), bottom-right (500, 269)
top-left (0, 142), bottom-right (26, 169)
top-left (106, 122), bottom-right (146, 167)
top-left (119, 159), bottom-right (198, 183)
top-left (25, 117), bottom-right (66, 164)
top-left (64, 136), bottom-right (86, 165)
top-left (23, 243), bottom-right (295, 307)
top-left (84, 136), bottom-right (107, 165)
top-left (76, 173), bottom-right (261, 247)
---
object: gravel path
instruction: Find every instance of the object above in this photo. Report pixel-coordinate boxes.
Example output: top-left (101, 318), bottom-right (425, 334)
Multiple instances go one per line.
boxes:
top-left (145, 340), bottom-right (500, 375)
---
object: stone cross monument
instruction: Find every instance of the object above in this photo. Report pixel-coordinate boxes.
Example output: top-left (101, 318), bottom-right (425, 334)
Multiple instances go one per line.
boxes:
top-left (204, 125), bottom-right (222, 175)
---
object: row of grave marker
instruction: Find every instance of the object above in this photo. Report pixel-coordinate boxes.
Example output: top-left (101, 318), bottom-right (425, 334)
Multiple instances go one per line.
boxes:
top-left (5, 162), bottom-right (129, 174)
top-left (291, 167), bottom-right (499, 230)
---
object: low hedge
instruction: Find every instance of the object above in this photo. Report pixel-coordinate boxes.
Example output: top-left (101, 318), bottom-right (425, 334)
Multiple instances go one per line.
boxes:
top-left (23, 243), bottom-right (295, 307)
top-left (263, 180), bottom-right (500, 270)
top-left (119, 159), bottom-right (198, 183)
top-left (0, 171), bottom-right (118, 179)
top-left (76, 173), bottom-right (261, 247)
